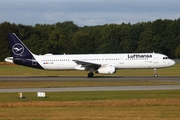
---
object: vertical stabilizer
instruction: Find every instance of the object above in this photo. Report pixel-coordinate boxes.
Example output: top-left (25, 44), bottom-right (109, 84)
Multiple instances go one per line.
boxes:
top-left (6, 33), bottom-right (43, 69)
top-left (7, 33), bottom-right (33, 58)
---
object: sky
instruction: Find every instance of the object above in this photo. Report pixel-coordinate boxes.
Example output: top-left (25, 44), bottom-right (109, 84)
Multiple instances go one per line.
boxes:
top-left (0, 0), bottom-right (180, 26)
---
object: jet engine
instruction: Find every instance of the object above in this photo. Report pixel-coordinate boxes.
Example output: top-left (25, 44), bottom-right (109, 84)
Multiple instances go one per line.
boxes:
top-left (95, 65), bottom-right (116, 74)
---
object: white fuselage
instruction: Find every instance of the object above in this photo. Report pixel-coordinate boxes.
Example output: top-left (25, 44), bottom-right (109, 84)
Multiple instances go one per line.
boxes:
top-left (34, 53), bottom-right (175, 70)
top-left (6, 33), bottom-right (176, 77)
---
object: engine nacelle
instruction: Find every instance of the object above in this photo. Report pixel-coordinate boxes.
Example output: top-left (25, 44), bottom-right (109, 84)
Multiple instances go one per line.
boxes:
top-left (95, 65), bottom-right (116, 74)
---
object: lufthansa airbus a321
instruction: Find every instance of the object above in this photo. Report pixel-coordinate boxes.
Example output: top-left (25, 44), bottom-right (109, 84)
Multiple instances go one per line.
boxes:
top-left (5, 33), bottom-right (175, 78)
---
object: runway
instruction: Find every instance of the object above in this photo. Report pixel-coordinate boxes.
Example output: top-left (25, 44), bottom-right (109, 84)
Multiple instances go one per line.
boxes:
top-left (0, 76), bottom-right (180, 82)
top-left (0, 76), bottom-right (180, 92)
top-left (0, 85), bottom-right (180, 93)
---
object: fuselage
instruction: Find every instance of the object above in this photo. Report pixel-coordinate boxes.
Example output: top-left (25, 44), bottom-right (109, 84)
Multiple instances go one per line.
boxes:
top-left (33, 53), bottom-right (175, 70)
top-left (5, 33), bottom-right (176, 78)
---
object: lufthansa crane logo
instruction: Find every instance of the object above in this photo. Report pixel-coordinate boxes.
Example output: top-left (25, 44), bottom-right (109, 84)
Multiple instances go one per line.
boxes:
top-left (12, 43), bottom-right (24, 55)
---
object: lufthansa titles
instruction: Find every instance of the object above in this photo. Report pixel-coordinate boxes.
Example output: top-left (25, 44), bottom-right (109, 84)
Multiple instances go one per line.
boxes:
top-left (128, 54), bottom-right (152, 59)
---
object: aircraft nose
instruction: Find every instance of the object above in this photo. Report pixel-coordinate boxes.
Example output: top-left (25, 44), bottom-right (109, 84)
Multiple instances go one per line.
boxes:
top-left (169, 59), bottom-right (175, 66)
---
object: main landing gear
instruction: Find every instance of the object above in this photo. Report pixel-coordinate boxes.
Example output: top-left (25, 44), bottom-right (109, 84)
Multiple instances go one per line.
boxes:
top-left (154, 68), bottom-right (158, 77)
top-left (88, 72), bottom-right (94, 78)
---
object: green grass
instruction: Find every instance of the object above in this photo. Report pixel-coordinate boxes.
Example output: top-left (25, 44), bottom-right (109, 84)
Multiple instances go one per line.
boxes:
top-left (0, 90), bottom-right (180, 102)
top-left (0, 64), bottom-right (179, 76)
top-left (0, 90), bottom-right (180, 120)
top-left (0, 64), bottom-right (179, 120)
top-left (0, 64), bottom-right (179, 89)
top-left (1, 106), bottom-right (180, 120)
top-left (1, 80), bottom-right (180, 89)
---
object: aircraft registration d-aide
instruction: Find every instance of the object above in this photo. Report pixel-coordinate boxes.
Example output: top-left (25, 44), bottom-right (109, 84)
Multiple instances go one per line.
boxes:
top-left (5, 33), bottom-right (175, 78)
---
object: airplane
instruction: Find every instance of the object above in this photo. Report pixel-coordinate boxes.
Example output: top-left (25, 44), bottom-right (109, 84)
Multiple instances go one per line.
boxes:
top-left (5, 33), bottom-right (175, 78)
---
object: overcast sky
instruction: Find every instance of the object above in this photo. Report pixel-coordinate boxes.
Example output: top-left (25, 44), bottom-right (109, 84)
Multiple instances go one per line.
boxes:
top-left (0, 0), bottom-right (180, 26)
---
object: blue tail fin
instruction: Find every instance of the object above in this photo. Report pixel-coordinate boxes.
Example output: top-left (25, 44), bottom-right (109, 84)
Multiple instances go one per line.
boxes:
top-left (7, 33), bottom-right (42, 69)
top-left (7, 33), bottom-right (33, 58)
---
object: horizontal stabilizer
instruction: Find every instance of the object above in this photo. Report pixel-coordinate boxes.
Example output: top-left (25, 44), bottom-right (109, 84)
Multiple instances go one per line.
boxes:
top-left (5, 57), bottom-right (13, 63)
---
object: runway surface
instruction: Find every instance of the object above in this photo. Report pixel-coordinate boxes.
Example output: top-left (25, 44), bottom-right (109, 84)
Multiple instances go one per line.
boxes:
top-left (0, 85), bottom-right (180, 93)
top-left (0, 76), bottom-right (180, 82)
top-left (0, 76), bottom-right (180, 92)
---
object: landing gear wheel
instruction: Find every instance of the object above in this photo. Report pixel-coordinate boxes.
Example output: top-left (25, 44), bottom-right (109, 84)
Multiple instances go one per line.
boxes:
top-left (154, 68), bottom-right (158, 77)
top-left (154, 74), bottom-right (158, 77)
top-left (88, 72), bottom-right (94, 78)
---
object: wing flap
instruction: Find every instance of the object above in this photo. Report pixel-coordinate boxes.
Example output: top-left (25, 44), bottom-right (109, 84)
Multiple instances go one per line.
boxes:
top-left (72, 60), bottom-right (101, 70)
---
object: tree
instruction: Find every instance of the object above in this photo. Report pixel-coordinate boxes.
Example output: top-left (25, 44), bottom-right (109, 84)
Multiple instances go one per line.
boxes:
top-left (137, 27), bottom-right (154, 52)
top-left (119, 23), bottom-right (136, 53)
top-left (175, 44), bottom-right (180, 58)
top-left (0, 22), bottom-right (18, 61)
top-left (1, 18), bottom-right (180, 61)
top-left (71, 30), bottom-right (94, 53)
top-left (48, 31), bottom-right (65, 54)
top-left (95, 24), bottom-right (121, 53)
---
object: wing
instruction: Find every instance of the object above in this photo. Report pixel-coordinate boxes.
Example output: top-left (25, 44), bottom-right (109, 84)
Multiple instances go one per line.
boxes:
top-left (72, 60), bottom-right (101, 71)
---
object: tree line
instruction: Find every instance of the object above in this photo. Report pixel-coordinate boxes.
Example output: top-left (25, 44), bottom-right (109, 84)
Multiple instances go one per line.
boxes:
top-left (0, 19), bottom-right (180, 61)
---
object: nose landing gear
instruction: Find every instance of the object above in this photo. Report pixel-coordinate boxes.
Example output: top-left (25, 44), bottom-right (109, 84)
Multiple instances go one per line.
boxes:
top-left (154, 68), bottom-right (158, 77)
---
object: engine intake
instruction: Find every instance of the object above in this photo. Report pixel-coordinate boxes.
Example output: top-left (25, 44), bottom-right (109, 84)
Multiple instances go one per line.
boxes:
top-left (95, 65), bottom-right (116, 74)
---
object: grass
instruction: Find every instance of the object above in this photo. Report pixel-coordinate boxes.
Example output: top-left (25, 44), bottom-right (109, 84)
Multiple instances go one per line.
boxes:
top-left (1, 81), bottom-right (180, 89)
top-left (0, 90), bottom-right (180, 102)
top-left (0, 64), bottom-right (179, 89)
top-left (0, 63), bottom-right (180, 119)
top-left (1, 106), bottom-right (180, 120)
top-left (0, 91), bottom-right (180, 120)
top-left (0, 63), bottom-right (179, 76)
top-left (1, 77), bottom-right (180, 89)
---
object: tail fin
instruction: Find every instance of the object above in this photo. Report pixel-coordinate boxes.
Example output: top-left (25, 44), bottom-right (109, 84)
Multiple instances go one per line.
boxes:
top-left (6, 33), bottom-right (43, 69)
top-left (7, 33), bottom-right (33, 58)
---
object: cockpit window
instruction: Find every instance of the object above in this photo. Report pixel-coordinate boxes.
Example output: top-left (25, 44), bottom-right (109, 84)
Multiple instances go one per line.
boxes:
top-left (163, 57), bottom-right (168, 59)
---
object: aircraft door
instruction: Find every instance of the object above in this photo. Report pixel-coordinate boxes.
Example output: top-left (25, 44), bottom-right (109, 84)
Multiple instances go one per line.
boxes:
top-left (153, 55), bottom-right (158, 63)
top-left (120, 57), bottom-right (124, 64)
